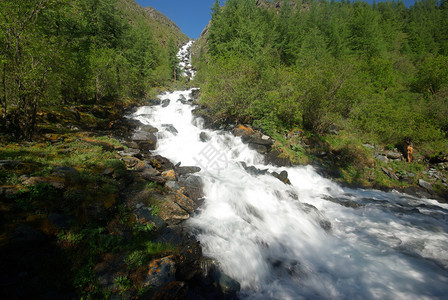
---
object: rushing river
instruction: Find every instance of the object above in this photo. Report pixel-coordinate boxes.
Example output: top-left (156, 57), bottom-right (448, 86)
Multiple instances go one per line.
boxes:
top-left (131, 42), bottom-right (448, 299)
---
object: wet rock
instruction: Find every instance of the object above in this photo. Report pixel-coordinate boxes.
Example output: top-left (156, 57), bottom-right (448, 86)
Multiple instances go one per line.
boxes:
top-left (162, 124), bottom-right (178, 135)
top-left (248, 143), bottom-right (268, 154)
top-left (175, 166), bottom-right (201, 175)
top-left (178, 175), bottom-right (204, 201)
top-left (172, 192), bottom-right (196, 214)
top-left (250, 137), bottom-right (274, 147)
top-left (199, 131), bottom-right (210, 142)
top-left (139, 124), bottom-right (158, 134)
top-left (272, 170), bottom-right (291, 184)
top-left (161, 99), bottom-right (170, 108)
top-left (418, 179), bottom-right (433, 192)
top-left (144, 256), bottom-right (176, 288)
top-left (152, 155), bottom-right (175, 170)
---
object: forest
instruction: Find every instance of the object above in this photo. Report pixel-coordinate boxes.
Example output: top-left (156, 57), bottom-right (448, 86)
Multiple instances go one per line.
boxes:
top-left (194, 0), bottom-right (448, 161)
top-left (0, 0), bottom-right (186, 140)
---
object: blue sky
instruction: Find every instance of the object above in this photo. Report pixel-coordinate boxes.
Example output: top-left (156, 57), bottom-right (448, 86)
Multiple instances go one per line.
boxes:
top-left (135, 0), bottom-right (418, 40)
top-left (136, 0), bottom-right (218, 39)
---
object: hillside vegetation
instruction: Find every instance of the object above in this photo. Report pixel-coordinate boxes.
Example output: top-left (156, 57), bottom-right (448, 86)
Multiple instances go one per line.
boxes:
top-left (0, 0), bottom-right (188, 140)
top-left (193, 0), bottom-right (448, 194)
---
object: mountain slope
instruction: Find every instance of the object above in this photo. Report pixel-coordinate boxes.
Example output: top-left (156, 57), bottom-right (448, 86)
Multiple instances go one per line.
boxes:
top-left (118, 0), bottom-right (189, 46)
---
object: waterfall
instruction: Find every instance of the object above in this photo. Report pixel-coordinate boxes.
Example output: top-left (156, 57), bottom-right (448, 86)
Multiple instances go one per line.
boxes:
top-left (131, 42), bottom-right (448, 299)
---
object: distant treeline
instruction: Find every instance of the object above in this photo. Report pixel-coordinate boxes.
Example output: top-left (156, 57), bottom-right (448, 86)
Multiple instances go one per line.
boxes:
top-left (194, 0), bottom-right (448, 154)
top-left (0, 0), bottom-right (185, 139)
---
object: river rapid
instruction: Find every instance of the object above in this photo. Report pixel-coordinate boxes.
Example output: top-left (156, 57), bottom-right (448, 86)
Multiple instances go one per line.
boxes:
top-left (131, 42), bottom-right (448, 299)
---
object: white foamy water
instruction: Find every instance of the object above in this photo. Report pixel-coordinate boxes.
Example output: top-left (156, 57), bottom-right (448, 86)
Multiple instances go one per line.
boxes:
top-left (130, 43), bottom-right (448, 299)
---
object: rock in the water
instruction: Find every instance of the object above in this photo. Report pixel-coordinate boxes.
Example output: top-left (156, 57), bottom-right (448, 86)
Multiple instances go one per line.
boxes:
top-left (418, 179), bottom-right (433, 192)
top-left (132, 131), bottom-right (157, 151)
top-left (272, 170), bottom-right (291, 184)
top-left (175, 166), bottom-right (201, 175)
top-left (162, 124), bottom-right (178, 135)
top-left (139, 124), bottom-right (158, 134)
top-left (199, 131), bottom-right (210, 142)
top-left (178, 175), bottom-right (204, 201)
top-left (190, 89), bottom-right (200, 99)
top-left (248, 143), bottom-right (268, 154)
top-left (161, 99), bottom-right (170, 107)
top-left (147, 98), bottom-right (161, 106)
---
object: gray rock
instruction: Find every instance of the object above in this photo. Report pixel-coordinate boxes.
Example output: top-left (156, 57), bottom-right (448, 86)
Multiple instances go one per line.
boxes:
top-left (139, 124), bottom-right (158, 134)
top-left (147, 98), bottom-right (161, 106)
top-left (272, 170), bottom-right (291, 184)
top-left (219, 273), bottom-right (241, 294)
top-left (162, 124), bottom-right (178, 135)
top-left (132, 131), bottom-right (157, 151)
top-left (178, 175), bottom-right (204, 201)
top-left (144, 256), bottom-right (176, 287)
top-left (175, 166), bottom-right (201, 175)
top-left (166, 180), bottom-right (182, 191)
top-left (418, 179), bottom-right (433, 192)
top-left (375, 154), bottom-right (389, 163)
top-left (382, 167), bottom-right (399, 180)
top-left (363, 144), bottom-right (375, 149)
top-left (249, 143), bottom-right (268, 154)
top-left (199, 131), bottom-right (211, 142)
top-left (386, 151), bottom-right (403, 160)
top-left (161, 99), bottom-right (170, 107)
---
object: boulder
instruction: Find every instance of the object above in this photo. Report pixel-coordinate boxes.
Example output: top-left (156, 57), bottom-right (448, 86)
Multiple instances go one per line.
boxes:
top-left (148, 98), bottom-right (161, 106)
top-left (162, 124), bottom-right (178, 135)
top-left (161, 99), bottom-right (170, 107)
top-left (132, 131), bottom-right (157, 151)
top-left (386, 151), bottom-right (403, 160)
top-left (175, 166), bottom-right (201, 175)
top-left (418, 179), bottom-right (433, 192)
top-left (199, 132), bottom-right (211, 142)
top-left (265, 150), bottom-right (292, 167)
top-left (144, 256), bottom-right (176, 288)
top-left (139, 124), bottom-right (158, 134)
top-left (248, 143), bottom-right (268, 154)
top-left (272, 170), bottom-right (291, 184)
top-left (178, 175), bottom-right (204, 201)
top-left (375, 154), bottom-right (389, 163)
top-left (233, 125), bottom-right (255, 137)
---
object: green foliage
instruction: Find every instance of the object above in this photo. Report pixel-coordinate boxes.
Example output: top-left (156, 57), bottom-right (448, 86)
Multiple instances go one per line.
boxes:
top-left (0, 0), bottom-right (187, 139)
top-left (195, 0), bottom-right (448, 157)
